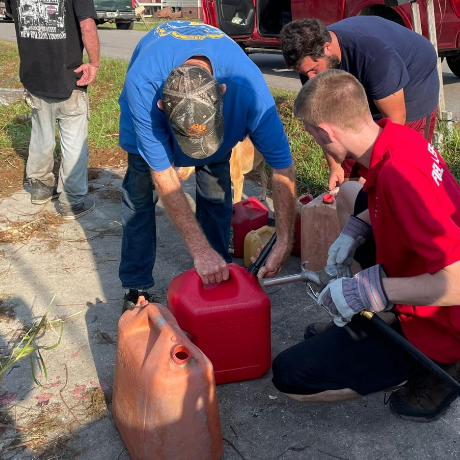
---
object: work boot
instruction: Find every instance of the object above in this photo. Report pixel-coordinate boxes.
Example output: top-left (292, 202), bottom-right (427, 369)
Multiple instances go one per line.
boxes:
top-left (303, 321), bottom-right (334, 340)
top-left (122, 290), bottom-right (150, 313)
top-left (389, 361), bottom-right (460, 422)
top-left (59, 198), bottom-right (95, 220)
top-left (31, 179), bottom-right (59, 204)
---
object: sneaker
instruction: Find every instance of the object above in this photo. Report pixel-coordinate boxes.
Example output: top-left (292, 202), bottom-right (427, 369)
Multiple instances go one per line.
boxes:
top-left (122, 290), bottom-right (150, 313)
top-left (59, 198), bottom-right (95, 220)
top-left (31, 179), bottom-right (59, 204)
top-left (388, 361), bottom-right (460, 422)
top-left (304, 321), bottom-right (334, 340)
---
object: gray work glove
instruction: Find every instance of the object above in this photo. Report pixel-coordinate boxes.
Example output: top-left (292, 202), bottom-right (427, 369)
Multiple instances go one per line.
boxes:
top-left (327, 215), bottom-right (372, 277)
top-left (317, 265), bottom-right (393, 327)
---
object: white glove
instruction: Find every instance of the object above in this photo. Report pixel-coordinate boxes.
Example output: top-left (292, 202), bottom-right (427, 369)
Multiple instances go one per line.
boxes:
top-left (327, 216), bottom-right (372, 277)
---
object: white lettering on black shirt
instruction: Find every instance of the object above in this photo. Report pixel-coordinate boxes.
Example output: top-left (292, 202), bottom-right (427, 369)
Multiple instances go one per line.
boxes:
top-left (18, 0), bottom-right (66, 40)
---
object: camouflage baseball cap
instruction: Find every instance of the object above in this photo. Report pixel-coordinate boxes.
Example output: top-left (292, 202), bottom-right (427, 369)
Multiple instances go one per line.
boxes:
top-left (162, 65), bottom-right (224, 159)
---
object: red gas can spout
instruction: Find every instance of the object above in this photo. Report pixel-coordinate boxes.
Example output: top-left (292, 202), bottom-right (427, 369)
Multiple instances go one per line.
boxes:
top-left (172, 345), bottom-right (191, 365)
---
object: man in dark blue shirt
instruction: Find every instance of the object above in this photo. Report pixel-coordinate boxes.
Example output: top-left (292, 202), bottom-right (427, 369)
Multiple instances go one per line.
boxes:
top-left (281, 17), bottom-right (439, 188)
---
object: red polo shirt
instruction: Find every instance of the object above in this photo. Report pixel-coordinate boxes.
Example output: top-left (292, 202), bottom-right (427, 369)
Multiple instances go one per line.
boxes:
top-left (362, 119), bottom-right (460, 363)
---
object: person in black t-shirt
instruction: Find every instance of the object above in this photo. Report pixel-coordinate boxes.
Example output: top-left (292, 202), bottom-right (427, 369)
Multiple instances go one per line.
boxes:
top-left (6, 0), bottom-right (100, 219)
top-left (281, 17), bottom-right (439, 190)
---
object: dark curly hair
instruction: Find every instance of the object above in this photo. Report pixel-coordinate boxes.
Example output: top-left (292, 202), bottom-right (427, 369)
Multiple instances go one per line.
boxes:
top-left (281, 19), bottom-right (332, 70)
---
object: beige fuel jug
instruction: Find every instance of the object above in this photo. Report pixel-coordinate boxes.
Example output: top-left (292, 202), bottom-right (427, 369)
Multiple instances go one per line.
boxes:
top-left (300, 192), bottom-right (341, 271)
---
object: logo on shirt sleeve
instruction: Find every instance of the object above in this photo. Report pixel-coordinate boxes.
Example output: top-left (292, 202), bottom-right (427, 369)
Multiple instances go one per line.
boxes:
top-left (428, 143), bottom-right (443, 186)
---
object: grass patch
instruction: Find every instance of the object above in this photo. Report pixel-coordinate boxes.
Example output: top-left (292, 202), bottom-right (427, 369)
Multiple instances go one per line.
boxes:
top-left (271, 88), bottom-right (329, 195)
top-left (1, 39), bottom-right (459, 198)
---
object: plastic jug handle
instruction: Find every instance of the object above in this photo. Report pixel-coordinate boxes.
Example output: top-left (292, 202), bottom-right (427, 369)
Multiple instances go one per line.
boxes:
top-left (146, 306), bottom-right (168, 331)
top-left (198, 265), bottom-right (234, 289)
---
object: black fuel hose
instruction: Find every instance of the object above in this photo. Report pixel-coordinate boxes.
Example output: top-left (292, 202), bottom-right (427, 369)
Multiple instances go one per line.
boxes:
top-left (362, 311), bottom-right (460, 396)
top-left (247, 232), bottom-right (277, 276)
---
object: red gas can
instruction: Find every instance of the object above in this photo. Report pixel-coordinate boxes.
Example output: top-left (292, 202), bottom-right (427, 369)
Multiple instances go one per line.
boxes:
top-left (292, 194), bottom-right (313, 255)
top-left (230, 197), bottom-right (269, 258)
top-left (167, 263), bottom-right (271, 385)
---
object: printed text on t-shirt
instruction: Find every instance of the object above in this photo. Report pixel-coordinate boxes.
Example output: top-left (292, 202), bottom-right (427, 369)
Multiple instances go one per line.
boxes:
top-left (428, 143), bottom-right (443, 186)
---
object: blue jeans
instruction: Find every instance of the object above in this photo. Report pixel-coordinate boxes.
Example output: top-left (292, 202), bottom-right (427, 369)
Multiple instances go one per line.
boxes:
top-left (26, 90), bottom-right (89, 206)
top-left (119, 152), bottom-right (232, 290)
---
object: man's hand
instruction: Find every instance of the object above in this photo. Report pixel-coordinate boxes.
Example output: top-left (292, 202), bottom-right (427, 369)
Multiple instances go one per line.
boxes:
top-left (256, 241), bottom-right (290, 279)
top-left (194, 247), bottom-right (230, 284)
top-left (317, 265), bottom-right (391, 326)
top-left (75, 63), bottom-right (99, 86)
top-left (328, 162), bottom-right (345, 190)
top-left (327, 215), bottom-right (372, 277)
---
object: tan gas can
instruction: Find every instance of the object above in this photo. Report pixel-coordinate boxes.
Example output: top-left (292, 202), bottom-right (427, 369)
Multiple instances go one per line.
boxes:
top-left (112, 303), bottom-right (223, 460)
top-left (300, 192), bottom-right (341, 271)
top-left (243, 225), bottom-right (276, 266)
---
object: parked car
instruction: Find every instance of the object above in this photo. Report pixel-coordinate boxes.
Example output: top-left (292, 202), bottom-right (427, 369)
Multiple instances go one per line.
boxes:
top-left (94, 0), bottom-right (136, 29)
top-left (1, 1), bottom-right (13, 21)
top-left (202, 0), bottom-right (460, 77)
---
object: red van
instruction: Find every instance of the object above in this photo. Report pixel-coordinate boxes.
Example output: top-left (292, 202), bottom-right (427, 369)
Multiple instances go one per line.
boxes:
top-left (202, 0), bottom-right (460, 76)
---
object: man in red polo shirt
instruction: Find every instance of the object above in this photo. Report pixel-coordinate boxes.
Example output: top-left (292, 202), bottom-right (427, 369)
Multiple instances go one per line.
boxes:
top-left (272, 69), bottom-right (460, 422)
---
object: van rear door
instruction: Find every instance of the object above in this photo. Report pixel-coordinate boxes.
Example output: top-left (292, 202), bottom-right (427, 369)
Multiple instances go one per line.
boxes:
top-left (292, 0), bottom-right (345, 24)
top-left (202, 0), bottom-right (255, 37)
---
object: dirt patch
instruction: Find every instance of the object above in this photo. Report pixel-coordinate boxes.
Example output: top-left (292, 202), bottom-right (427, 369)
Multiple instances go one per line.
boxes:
top-left (98, 188), bottom-right (122, 203)
top-left (0, 295), bottom-right (17, 322)
top-left (0, 149), bottom-right (27, 199)
top-left (88, 168), bottom-right (103, 181)
top-left (88, 147), bottom-right (127, 169)
top-left (0, 149), bottom-right (126, 199)
top-left (0, 211), bottom-right (64, 250)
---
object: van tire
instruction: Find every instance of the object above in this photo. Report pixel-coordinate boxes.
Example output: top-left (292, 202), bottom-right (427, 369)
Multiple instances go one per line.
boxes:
top-left (116, 22), bottom-right (134, 30)
top-left (447, 55), bottom-right (460, 78)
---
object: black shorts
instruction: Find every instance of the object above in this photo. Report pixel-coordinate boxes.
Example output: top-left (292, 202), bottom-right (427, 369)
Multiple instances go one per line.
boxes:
top-left (353, 188), bottom-right (376, 269)
top-left (272, 314), bottom-right (428, 396)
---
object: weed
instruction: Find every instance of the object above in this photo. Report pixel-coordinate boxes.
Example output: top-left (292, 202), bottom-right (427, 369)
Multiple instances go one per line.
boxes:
top-left (79, 388), bottom-right (108, 421)
top-left (0, 305), bottom-right (63, 385)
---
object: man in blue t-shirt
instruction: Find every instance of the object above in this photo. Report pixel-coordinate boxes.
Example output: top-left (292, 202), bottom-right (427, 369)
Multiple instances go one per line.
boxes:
top-left (281, 17), bottom-right (439, 189)
top-left (118, 21), bottom-right (295, 311)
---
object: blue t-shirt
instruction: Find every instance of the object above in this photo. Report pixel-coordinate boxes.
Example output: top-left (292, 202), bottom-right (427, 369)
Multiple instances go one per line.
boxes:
top-left (329, 17), bottom-right (439, 122)
top-left (119, 21), bottom-right (292, 171)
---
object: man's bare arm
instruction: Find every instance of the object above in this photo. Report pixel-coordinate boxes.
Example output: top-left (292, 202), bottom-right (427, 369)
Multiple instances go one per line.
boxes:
top-left (151, 166), bottom-right (229, 284)
top-left (76, 18), bottom-right (100, 86)
top-left (383, 260), bottom-right (460, 307)
top-left (257, 164), bottom-right (296, 278)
